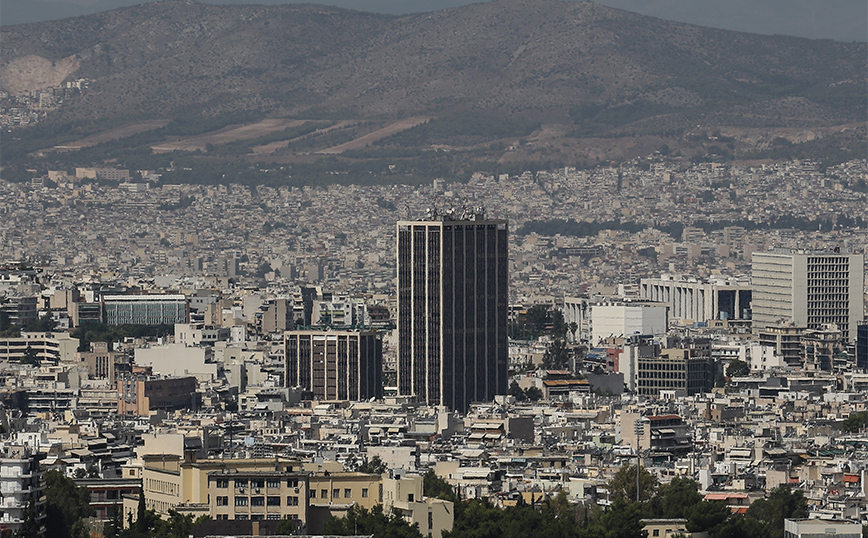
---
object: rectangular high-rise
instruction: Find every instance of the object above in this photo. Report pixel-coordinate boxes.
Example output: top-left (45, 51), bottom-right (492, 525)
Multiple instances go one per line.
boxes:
top-left (397, 212), bottom-right (508, 411)
top-left (285, 330), bottom-right (382, 401)
top-left (751, 250), bottom-right (864, 342)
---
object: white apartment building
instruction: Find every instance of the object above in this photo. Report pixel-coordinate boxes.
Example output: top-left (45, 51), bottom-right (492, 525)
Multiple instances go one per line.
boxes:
top-left (0, 444), bottom-right (46, 533)
top-left (751, 249), bottom-right (864, 341)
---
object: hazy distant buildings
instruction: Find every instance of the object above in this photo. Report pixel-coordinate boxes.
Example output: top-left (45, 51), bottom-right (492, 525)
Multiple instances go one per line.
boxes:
top-left (397, 212), bottom-right (508, 411)
top-left (751, 250), bottom-right (864, 341)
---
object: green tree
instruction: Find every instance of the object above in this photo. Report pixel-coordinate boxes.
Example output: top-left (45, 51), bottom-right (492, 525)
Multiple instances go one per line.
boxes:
top-left (745, 486), bottom-right (807, 538)
top-left (686, 500), bottom-right (731, 533)
top-left (23, 313), bottom-right (57, 332)
top-left (708, 514), bottom-right (770, 538)
top-left (323, 505), bottom-right (423, 538)
top-left (423, 469), bottom-right (458, 502)
top-left (542, 338), bottom-right (570, 370)
top-left (275, 516), bottom-right (300, 534)
top-left (595, 497), bottom-right (649, 538)
top-left (16, 499), bottom-right (42, 538)
top-left (104, 503), bottom-right (123, 538)
top-left (726, 359), bottom-right (750, 378)
top-left (20, 345), bottom-right (39, 366)
top-left (607, 464), bottom-right (657, 503)
top-left (442, 499), bottom-right (503, 538)
top-left (356, 455), bottom-right (388, 474)
top-left (841, 411), bottom-right (868, 433)
top-left (650, 476), bottom-right (702, 519)
top-left (44, 469), bottom-right (94, 538)
top-left (508, 380), bottom-right (528, 401)
top-left (524, 386), bottom-right (543, 401)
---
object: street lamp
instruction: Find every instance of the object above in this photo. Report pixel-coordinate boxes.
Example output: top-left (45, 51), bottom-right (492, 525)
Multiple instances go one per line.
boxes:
top-left (634, 419), bottom-right (645, 503)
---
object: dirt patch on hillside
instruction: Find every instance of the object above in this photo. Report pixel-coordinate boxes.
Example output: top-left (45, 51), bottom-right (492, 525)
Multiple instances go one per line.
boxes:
top-left (152, 118), bottom-right (307, 153)
top-left (251, 121), bottom-right (354, 154)
top-left (52, 119), bottom-right (171, 150)
top-left (1, 55), bottom-right (79, 94)
top-left (316, 117), bottom-right (429, 154)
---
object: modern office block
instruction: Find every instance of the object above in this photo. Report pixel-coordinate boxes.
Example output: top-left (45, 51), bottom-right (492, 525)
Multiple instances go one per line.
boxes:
top-left (856, 321), bottom-right (867, 371)
top-left (284, 330), bottom-right (382, 401)
top-left (397, 211), bottom-right (508, 411)
top-left (102, 294), bottom-right (189, 326)
top-left (640, 274), bottom-right (751, 323)
top-left (751, 250), bottom-right (863, 341)
top-left (589, 301), bottom-right (669, 346)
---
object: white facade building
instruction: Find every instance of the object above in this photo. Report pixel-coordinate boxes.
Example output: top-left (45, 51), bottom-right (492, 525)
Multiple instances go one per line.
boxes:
top-left (589, 302), bottom-right (668, 346)
top-left (752, 250), bottom-right (864, 341)
top-left (0, 444), bottom-right (45, 533)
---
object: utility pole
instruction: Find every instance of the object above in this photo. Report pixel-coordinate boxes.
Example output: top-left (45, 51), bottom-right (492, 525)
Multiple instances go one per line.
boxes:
top-left (634, 418), bottom-right (645, 503)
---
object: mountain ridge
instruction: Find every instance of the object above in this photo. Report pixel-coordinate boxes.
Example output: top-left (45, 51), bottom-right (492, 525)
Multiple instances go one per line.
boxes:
top-left (1, 0), bottom-right (865, 175)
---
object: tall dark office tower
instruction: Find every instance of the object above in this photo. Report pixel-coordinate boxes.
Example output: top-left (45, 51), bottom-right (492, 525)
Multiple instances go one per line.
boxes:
top-left (397, 210), bottom-right (508, 411)
top-left (857, 321), bottom-right (868, 371)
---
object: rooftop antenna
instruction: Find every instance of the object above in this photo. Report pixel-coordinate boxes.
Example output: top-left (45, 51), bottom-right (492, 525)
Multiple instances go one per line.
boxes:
top-left (404, 203), bottom-right (411, 220)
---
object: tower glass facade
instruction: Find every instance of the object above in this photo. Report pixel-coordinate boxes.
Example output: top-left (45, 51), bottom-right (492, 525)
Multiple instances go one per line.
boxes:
top-left (397, 214), bottom-right (508, 411)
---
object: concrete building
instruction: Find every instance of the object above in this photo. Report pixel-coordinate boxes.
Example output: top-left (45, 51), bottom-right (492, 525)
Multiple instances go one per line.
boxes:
top-left (208, 470), bottom-right (308, 522)
top-left (397, 211), bottom-right (508, 411)
top-left (102, 294), bottom-right (189, 326)
top-left (117, 376), bottom-right (198, 416)
top-left (0, 445), bottom-right (46, 534)
top-left (640, 274), bottom-right (751, 323)
top-left (76, 341), bottom-right (125, 380)
top-left (0, 295), bottom-right (38, 328)
top-left (285, 330), bottom-right (383, 401)
top-left (135, 344), bottom-right (217, 381)
top-left (636, 347), bottom-right (715, 398)
top-left (174, 323), bottom-right (230, 346)
top-left (589, 301), bottom-right (668, 346)
top-left (751, 249), bottom-right (864, 341)
top-left (0, 331), bottom-right (79, 364)
top-left (783, 518), bottom-right (861, 538)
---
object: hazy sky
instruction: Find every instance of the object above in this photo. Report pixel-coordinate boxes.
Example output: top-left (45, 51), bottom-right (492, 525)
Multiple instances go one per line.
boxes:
top-left (2, 0), bottom-right (866, 42)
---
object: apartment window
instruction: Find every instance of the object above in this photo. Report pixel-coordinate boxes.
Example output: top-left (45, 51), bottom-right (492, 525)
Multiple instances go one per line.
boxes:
top-left (408, 494), bottom-right (414, 502)
top-left (361, 488), bottom-right (369, 498)
top-left (309, 490), bottom-right (316, 498)
top-left (235, 479), bottom-right (248, 488)
top-left (321, 489), bottom-right (328, 499)
top-left (236, 515), bottom-right (249, 520)
top-left (267, 496), bottom-right (281, 506)
top-left (266, 479), bottom-right (280, 489)
top-left (216, 496), bottom-right (229, 506)
top-left (332, 489), bottom-right (340, 499)
top-left (251, 497), bottom-right (265, 507)
top-left (344, 488), bottom-right (352, 498)
top-left (235, 497), bottom-right (248, 507)
top-left (251, 479), bottom-right (265, 489)
top-left (288, 478), bottom-right (299, 488)
top-left (287, 496), bottom-right (299, 506)
top-left (267, 514), bottom-right (280, 520)
top-left (251, 515), bottom-right (264, 521)
top-left (216, 479), bottom-right (229, 489)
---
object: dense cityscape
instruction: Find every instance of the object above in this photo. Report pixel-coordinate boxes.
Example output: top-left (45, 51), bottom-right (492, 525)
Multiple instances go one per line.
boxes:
top-left (0, 152), bottom-right (865, 538)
